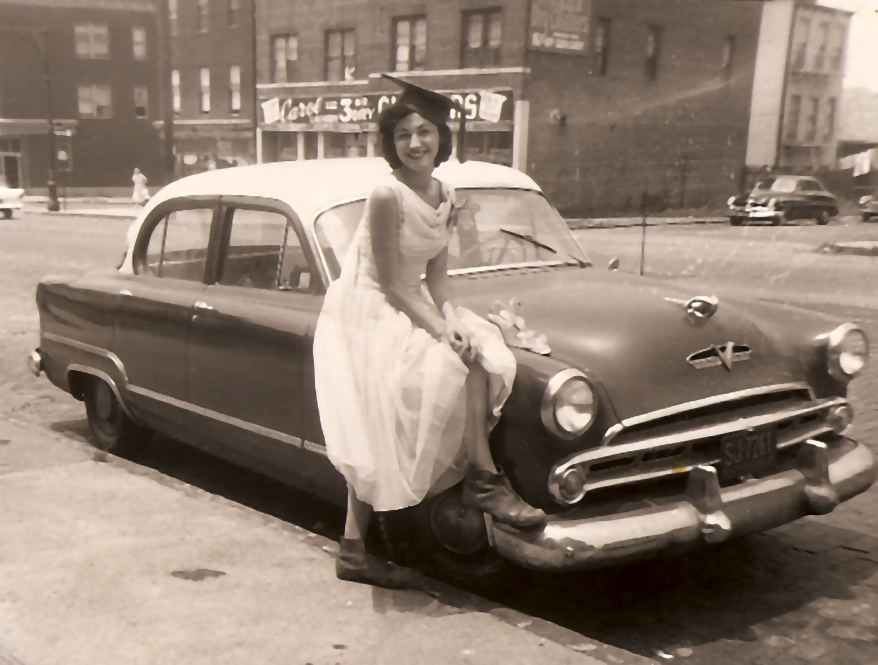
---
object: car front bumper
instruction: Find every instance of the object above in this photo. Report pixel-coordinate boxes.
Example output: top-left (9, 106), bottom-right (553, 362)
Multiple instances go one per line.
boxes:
top-left (729, 206), bottom-right (780, 221)
top-left (490, 438), bottom-right (875, 571)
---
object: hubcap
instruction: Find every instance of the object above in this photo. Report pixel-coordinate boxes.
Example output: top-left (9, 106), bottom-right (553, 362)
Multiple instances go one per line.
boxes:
top-left (429, 494), bottom-right (489, 555)
top-left (95, 382), bottom-right (115, 421)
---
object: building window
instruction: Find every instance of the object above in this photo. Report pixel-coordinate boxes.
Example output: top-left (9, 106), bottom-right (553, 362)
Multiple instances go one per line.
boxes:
top-left (785, 94), bottom-right (802, 141)
top-left (171, 70), bottom-right (181, 115)
top-left (197, 0), bottom-right (209, 33)
top-left (805, 97), bottom-right (820, 142)
top-left (77, 84), bottom-right (112, 118)
top-left (830, 25), bottom-right (845, 71)
top-left (721, 36), bottom-right (736, 79)
top-left (645, 25), bottom-right (661, 81)
top-left (272, 35), bottom-right (298, 83)
top-left (200, 67), bottom-right (211, 114)
top-left (593, 18), bottom-right (610, 76)
top-left (132, 27), bottom-right (147, 60)
top-left (169, 0), bottom-right (178, 37)
top-left (814, 22), bottom-right (829, 70)
top-left (825, 97), bottom-right (837, 140)
top-left (461, 9), bottom-right (502, 68)
top-left (326, 29), bottom-right (355, 82)
top-left (74, 24), bottom-right (109, 59)
top-left (792, 18), bottom-right (810, 71)
top-left (227, 0), bottom-right (239, 28)
top-left (393, 16), bottom-right (426, 72)
top-left (230, 65), bottom-right (241, 116)
top-left (134, 85), bottom-right (149, 118)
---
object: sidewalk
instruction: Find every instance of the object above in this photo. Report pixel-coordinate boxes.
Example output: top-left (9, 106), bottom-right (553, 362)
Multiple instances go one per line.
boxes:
top-left (0, 417), bottom-right (656, 665)
top-left (23, 196), bottom-right (142, 220)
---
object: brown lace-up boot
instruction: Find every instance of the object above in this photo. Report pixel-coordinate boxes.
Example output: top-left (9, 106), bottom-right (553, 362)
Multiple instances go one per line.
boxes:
top-left (461, 468), bottom-right (547, 529)
top-left (335, 538), bottom-right (419, 589)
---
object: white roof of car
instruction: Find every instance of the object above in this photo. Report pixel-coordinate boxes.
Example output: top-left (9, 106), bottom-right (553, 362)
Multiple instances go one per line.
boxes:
top-left (120, 158), bottom-right (542, 274)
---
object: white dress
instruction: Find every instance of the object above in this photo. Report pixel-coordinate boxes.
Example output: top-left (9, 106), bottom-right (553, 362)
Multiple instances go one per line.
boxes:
top-left (313, 176), bottom-right (516, 512)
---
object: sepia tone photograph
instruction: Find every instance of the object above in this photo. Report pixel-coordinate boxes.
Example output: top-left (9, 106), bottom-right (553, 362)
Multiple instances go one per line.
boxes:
top-left (1, 0), bottom-right (878, 663)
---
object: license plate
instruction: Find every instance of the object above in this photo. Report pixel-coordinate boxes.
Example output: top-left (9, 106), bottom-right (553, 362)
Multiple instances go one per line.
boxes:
top-left (719, 427), bottom-right (777, 480)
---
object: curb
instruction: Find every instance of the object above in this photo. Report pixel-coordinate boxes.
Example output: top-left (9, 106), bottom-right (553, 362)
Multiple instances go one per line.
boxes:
top-left (818, 241), bottom-right (878, 257)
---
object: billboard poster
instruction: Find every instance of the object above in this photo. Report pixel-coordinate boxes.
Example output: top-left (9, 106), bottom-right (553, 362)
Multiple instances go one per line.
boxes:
top-left (528, 0), bottom-right (592, 54)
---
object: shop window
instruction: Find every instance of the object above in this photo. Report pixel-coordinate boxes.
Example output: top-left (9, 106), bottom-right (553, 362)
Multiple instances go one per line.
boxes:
top-left (200, 67), bottom-right (211, 114)
top-left (272, 35), bottom-right (298, 83)
top-left (134, 85), bottom-right (149, 118)
top-left (227, 0), bottom-right (239, 28)
top-left (304, 133), bottom-right (319, 160)
top-left (805, 97), bottom-right (819, 142)
top-left (197, 0), bottom-right (209, 33)
top-left (644, 25), bottom-right (661, 81)
top-left (593, 18), bottom-right (610, 76)
top-left (230, 65), bottom-right (241, 116)
top-left (461, 9), bottom-right (501, 68)
top-left (462, 131), bottom-right (512, 166)
top-left (825, 97), bottom-right (837, 140)
top-left (277, 133), bottom-right (299, 161)
top-left (78, 84), bottom-right (113, 119)
top-left (74, 24), bottom-right (109, 59)
top-left (721, 36), bottom-right (736, 79)
top-left (393, 15), bottom-right (426, 72)
top-left (325, 132), bottom-right (346, 159)
top-left (171, 70), bottom-right (181, 115)
top-left (169, 0), bottom-right (178, 37)
top-left (132, 26), bottom-right (147, 60)
top-left (785, 94), bottom-right (802, 141)
top-left (326, 29), bottom-right (356, 82)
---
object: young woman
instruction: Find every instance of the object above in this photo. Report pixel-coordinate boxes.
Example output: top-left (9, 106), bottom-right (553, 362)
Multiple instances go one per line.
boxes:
top-left (313, 77), bottom-right (546, 589)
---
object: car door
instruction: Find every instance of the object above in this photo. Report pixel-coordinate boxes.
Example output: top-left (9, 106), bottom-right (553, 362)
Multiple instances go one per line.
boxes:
top-left (186, 197), bottom-right (342, 500)
top-left (114, 198), bottom-right (217, 435)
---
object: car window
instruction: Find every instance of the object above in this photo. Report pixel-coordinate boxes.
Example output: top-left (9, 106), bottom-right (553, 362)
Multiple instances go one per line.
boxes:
top-left (796, 180), bottom-right (818, 192)
top-left (143, 208), bottom-right (213, 281)
top-left (767, 177), bottom-right (797, 193)
top-left (314, 189), bottom-right (589, 280)
top-left (218, 207), bottom-right (313, 292)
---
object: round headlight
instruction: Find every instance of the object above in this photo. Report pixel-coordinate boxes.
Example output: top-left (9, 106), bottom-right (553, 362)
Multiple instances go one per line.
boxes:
top-left (541, 369), bottom-right (597, 440)
top-left (727, 196), bottom-right (736, 206)
top-left (860, 196), bottom-right (871, 205)
top-left (557, 466), bottom-right (587, 503)
top-left (827, 323), bottom-right (869, 381)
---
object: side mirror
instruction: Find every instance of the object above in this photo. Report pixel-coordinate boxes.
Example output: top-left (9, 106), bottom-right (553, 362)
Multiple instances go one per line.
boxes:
top-left (608, 258), bottom-right (620, 271)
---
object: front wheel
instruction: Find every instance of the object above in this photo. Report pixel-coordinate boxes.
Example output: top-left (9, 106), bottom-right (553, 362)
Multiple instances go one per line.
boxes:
top-left (729, 216), bottom-right (744, 227)
top-left (1, 209), bottom-right (11, 220)
top-left (83, 377), bottom-right (151, 457)
top-left (816, 210), bottom-right (831, 225)
top-left (378, 486), bottom-right (514, 591)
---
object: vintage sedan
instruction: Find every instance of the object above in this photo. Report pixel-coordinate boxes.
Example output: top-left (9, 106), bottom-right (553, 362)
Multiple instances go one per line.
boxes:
top-left (0, 176), bottom-right (24, 219)
top-left (859, 191), bottom-right (878, 222)
top-left (29, 158), bottom-right (875, 583)
top-left (727, 175), bottom-right (839, 226)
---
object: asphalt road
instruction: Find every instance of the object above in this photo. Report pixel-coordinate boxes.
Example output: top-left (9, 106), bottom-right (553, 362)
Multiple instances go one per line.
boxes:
top-left (3, 212), bottom-right (878, 664)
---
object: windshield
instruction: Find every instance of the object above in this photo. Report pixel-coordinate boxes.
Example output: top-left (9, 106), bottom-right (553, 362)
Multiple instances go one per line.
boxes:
top-left (314, 188), bottom-right (589, 280)
top-left (754, 177), bottom-right (799, 193)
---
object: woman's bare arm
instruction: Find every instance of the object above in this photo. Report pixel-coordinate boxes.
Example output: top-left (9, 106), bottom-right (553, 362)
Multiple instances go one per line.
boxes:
top-left (369, 186), bottom-right (447, 340)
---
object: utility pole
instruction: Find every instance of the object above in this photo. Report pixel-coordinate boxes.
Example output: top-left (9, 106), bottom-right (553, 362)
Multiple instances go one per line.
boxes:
top-left (156, 0), bottom-right (175, 182)
top-left (0, 28), bottom-right (60, 211)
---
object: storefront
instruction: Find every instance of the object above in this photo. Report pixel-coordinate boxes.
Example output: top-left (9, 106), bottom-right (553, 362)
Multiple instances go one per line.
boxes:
top-left (257, 87), bottom-right (519, 168)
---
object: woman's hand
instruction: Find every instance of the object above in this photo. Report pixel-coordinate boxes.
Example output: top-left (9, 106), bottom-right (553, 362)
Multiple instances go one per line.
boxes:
top-left (442, 312), bottom-right (477, 363)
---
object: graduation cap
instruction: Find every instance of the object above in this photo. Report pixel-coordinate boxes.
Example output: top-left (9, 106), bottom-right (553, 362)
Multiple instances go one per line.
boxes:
top-left (381, 73), bottom-right (468, 162)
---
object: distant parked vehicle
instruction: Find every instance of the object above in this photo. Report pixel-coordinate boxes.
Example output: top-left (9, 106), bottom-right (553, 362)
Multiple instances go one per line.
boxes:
top-left (859, 191), bottom-right (878, 222)
top-left (0, 177), bottom-right (24, 219)
top-left (727, 176), bottom-right (839, 226)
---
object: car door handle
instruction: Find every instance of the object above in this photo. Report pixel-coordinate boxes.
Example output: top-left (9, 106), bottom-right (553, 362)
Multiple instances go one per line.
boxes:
top-left (194, 301), bottom-right (214, 311)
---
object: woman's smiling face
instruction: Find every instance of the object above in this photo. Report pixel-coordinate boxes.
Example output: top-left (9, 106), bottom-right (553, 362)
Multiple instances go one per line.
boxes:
top-left (393, 112), bottom-right (440, 172)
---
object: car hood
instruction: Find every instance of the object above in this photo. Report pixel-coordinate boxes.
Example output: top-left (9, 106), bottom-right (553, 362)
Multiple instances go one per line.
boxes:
top-left (453, 266), bottom-right (805, 421)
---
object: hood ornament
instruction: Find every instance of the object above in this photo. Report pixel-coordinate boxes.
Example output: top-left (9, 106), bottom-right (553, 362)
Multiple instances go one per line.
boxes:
top-left (665, 295), bottom-right (719, 320)
top-left (687, 342), bottom-right (751, 371)
top-left (488, 298), bottom-right (551, 355)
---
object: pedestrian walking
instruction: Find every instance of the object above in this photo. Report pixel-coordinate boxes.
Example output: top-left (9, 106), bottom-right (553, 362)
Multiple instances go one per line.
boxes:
top-left (131, 168), bottom-right (149, 206)
top-left (312, 75), bottom-right (546, 589)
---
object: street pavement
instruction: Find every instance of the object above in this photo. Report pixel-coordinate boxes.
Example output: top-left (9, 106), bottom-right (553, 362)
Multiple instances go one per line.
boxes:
top-left (3, 209), bottom-right (878, 663)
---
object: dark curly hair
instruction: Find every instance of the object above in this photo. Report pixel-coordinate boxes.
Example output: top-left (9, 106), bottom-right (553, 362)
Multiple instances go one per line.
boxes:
top-left (377, 103), bottom-right (453, 169)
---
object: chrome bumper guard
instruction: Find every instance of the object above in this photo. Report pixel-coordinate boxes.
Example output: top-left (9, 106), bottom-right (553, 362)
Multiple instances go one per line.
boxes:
top-left (491, 438), bottom-right (875, 571)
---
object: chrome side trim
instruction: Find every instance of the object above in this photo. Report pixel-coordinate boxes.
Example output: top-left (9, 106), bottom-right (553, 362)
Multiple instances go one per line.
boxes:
top-left (127, 384), bottom-right (306, 449)
top-left (42, 332), bottom-right (130, 384)
top-left (303, 439), bottom-right (328, 456)
top-left (601, 382), bottom-right (814, 446)
top-left (66, 364), bottom-right (140, 424)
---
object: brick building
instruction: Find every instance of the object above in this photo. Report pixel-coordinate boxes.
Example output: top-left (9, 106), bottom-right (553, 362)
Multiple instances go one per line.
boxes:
top-left (0, 0), bottom-right (164, 195)
top-left (167, 0), bottom-right (256, 175)
top-left (252, 0), bottom-right (851, 216)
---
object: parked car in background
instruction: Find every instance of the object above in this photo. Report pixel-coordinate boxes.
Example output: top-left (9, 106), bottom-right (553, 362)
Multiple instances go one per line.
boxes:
top-left (859, 190), bottom-right (878, 222)
top-left (28, 159), bottom-right (875, 584)
top-left (0, 176), bottom-right (24, 219)
top-left (727, 175), bottom-right (839, 226)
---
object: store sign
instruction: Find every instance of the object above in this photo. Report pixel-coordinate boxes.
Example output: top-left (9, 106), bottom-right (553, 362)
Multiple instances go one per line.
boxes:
top-left (260, 90), bottom-right (513, 128)
top-left (528, 0), bottom-right (591, 54)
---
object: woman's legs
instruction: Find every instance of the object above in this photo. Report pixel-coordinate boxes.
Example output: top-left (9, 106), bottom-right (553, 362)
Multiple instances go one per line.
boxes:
top-left (344, 486), bottom-right (373, 541)
top-left (460, 361), bottom-right (546, 529)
